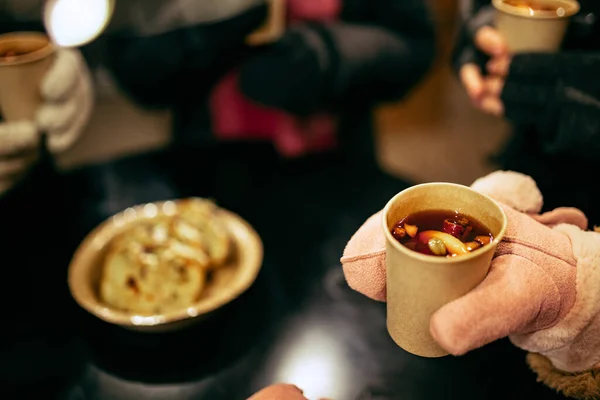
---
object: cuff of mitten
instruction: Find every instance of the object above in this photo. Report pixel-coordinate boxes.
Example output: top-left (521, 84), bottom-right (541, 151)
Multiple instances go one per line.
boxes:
top-left (340, 211), bottom-right (387, 302)
top-left (510, 224), bottom-right (600, 373)
top-left (501, 53), bottom-right (565, 123)
top-left (527, 353), bottom-right (600, 400)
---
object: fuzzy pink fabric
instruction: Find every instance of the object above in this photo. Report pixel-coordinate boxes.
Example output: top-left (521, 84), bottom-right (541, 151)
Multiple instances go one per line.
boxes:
top-left (511, 224), bottom-right (600, 373)
top-left (341, 171), bottom-right (600, 373)
top-left (471, 170), bottom-right (543, 214)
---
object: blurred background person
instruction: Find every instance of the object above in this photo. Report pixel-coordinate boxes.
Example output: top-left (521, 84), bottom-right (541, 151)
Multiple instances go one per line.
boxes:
top-left (103, 0), bottom-right (436, 168)
top-left (453, 0), bottom-right (600, 226)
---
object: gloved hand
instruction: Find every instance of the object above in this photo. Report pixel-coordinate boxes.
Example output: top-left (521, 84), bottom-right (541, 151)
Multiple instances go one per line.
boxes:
top-left (0, 49), bottom-right (93, 194)
top-left (341, 171), bottom-right (600, 400)
top-left (239, 25), bottom-right (331, 116)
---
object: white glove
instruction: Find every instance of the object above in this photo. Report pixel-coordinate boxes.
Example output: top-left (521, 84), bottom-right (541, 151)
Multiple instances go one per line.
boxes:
top-left (0, 48), bottom-right (94, 194)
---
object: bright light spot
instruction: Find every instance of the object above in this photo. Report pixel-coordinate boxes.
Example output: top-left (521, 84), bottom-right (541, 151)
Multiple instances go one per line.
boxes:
top-left (130, 315), bottom-right (164, 325)
top-left (123, 207), bottom-right (137, 221)
top-left (273, 325), bottom-right (350, 400)
top-left (163, 201), bottom-right (177, 216)
top-left (45, 0), bottom-right (112, 47)
top-left (143, 203), bottom-right (159, 218)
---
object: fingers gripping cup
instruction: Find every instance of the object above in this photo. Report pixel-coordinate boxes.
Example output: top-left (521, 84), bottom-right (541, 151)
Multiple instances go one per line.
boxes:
top-left (383, 183), bottom-right (507, 358)
top-left (0, 32), bottom-right (55, 122)
top-left (492, 0), bottom-right (580, 53)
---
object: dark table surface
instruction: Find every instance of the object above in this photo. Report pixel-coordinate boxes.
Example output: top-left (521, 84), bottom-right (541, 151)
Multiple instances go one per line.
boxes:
top-left (0, 142), bottom-right (568, 400)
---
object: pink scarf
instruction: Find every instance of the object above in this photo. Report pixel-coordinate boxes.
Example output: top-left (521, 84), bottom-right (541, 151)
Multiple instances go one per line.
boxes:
top-left (210, 0), bottom-right (342, 158)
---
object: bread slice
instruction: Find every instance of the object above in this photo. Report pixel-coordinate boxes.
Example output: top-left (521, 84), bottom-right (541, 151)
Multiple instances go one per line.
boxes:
top-left (100, 224), bottom-right (208, 315)
top-left (177, 199), bottom-right (231, 268)
top-left (99, 199), bottom-right (233, 314)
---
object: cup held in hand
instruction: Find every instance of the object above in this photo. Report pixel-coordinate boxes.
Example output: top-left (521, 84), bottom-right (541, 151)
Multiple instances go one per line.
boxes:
top-left (0, 32), bottom-right (55, 122)
top-left (382, 183), bottom-right (507, 358)
top-left (492, 0), bottom-right (580, 53)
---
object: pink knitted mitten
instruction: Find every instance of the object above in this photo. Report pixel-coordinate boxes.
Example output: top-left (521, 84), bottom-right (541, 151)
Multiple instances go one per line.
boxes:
top-left (341, 171), bottom-right (600, 399)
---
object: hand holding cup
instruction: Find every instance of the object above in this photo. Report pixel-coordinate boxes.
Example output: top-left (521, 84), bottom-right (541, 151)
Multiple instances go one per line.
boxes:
top-left (0, 33), bottom-right (93, 194)
top-left (460, 0), bottom-right (580, 118)
top-left (460, 27), bottom-right (511, 118)
top-left (341, 171), bottom-right (600, 399)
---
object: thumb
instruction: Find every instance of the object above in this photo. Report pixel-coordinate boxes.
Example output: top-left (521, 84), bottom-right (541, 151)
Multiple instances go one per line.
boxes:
top-left (532, 207), bottom-right (588, 231)
top-left (341, 210), bottom-right (387, 301)
top-left (41, 49), bottom-right (86, 102)
top-left (430, 255), bottom-right (561, 355)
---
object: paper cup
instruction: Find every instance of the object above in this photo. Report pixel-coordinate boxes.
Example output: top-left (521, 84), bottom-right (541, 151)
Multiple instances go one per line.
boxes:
top-left (0, 32), bottom-right (55, 122)
top-left (383, 183), bottom-right (507, 358)
top-left (493, 0), bottom-right (580, 53)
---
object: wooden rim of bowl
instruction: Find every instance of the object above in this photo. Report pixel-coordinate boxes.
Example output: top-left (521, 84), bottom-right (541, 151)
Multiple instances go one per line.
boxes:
top-left (68, 199), bottom-right (264, 328)
top-left (0, 32), bottom-right (55, 66)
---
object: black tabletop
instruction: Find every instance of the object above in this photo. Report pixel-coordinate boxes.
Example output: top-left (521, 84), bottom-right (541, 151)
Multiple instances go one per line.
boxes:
top-left (0, 142), bottom-right (568, 400)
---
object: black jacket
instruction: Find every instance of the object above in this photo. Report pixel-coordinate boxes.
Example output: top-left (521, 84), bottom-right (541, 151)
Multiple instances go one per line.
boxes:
top-left (453, 0), bottom-right (600, 225)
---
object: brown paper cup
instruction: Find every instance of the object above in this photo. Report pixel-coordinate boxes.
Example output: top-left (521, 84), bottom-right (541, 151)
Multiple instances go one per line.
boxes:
top-left (382, 183), bottom-right (507, 358)
top-left (493, 0), bottom-right (580, 53)
top-left (0, 32), bottom-right (55, 122)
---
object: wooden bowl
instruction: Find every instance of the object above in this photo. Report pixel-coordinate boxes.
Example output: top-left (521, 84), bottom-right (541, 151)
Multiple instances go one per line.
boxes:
top-left (68, 199), bottom-right (263, 332)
